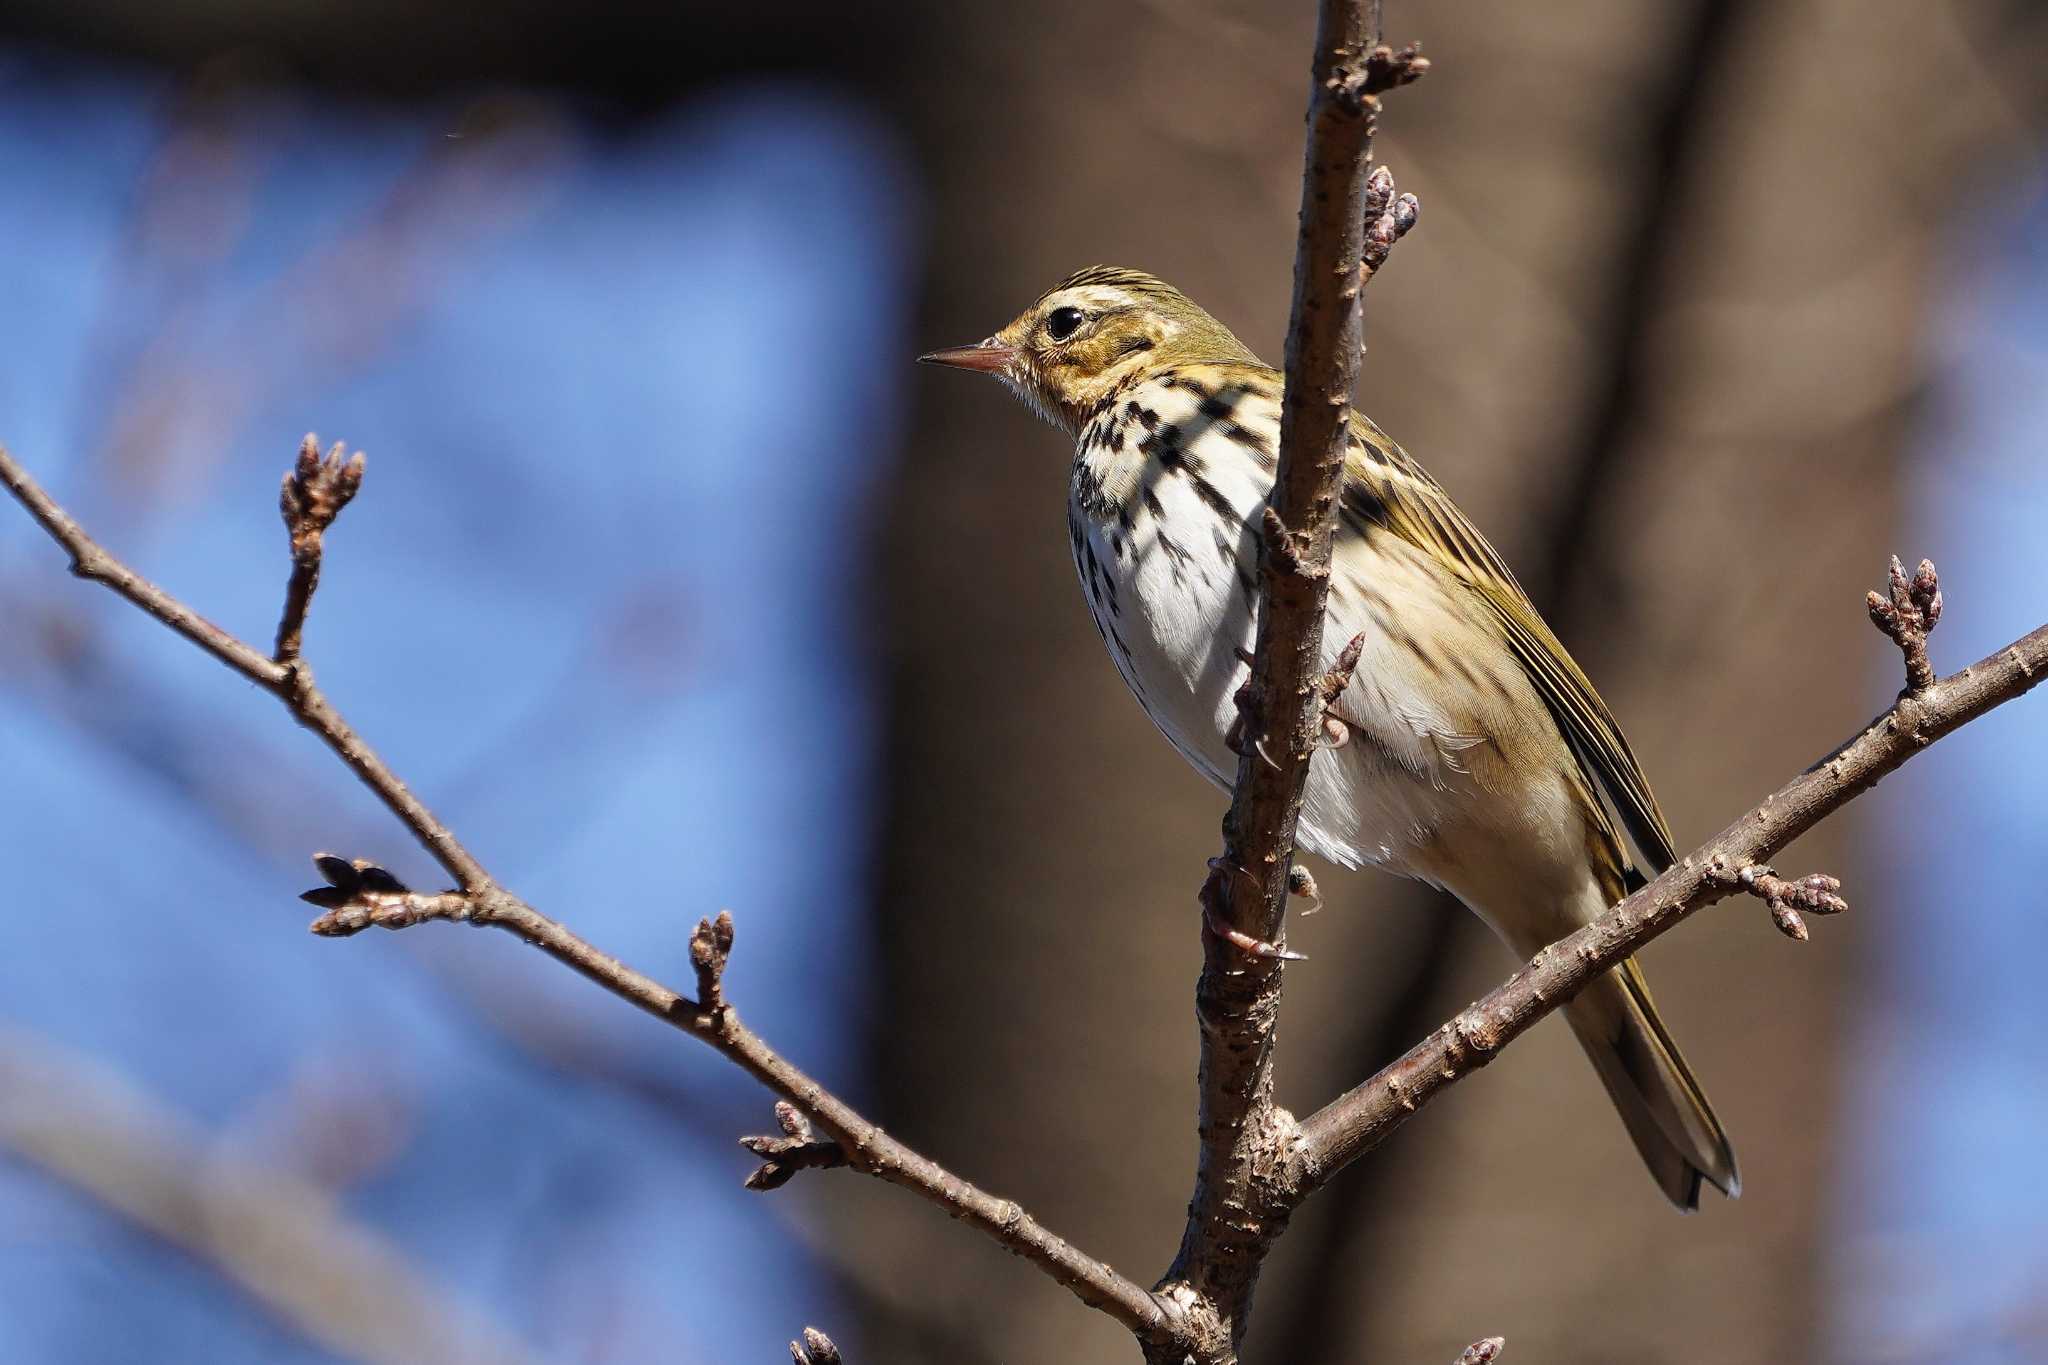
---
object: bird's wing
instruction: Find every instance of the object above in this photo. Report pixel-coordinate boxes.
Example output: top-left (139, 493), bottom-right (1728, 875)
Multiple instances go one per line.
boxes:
top-left (1341, 411), bottom-right (1679, 875)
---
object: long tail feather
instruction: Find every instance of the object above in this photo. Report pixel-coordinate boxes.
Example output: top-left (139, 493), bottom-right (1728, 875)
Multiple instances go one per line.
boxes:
top-left (1564, 957), bottom-right (1740, 1209)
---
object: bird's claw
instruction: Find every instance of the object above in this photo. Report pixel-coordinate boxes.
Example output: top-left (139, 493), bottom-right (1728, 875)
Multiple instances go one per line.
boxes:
top-left (1203, 857), bottom-right (1308, 960)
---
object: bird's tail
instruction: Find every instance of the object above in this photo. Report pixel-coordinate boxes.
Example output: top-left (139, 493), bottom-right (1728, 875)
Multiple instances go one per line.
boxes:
top-left (1563, 956), bottom-right (1740, 1210)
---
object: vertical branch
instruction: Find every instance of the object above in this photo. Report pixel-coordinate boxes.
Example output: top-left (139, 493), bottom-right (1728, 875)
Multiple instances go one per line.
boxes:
top-left (1159, 4), bottom-right (1425, 1357)
top-left (1264, 9), bottom-right (1746, 1330)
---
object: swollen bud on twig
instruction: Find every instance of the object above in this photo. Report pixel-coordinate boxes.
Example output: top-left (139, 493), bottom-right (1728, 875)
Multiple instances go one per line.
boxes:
top-left (297, 851), bottom-right (472, 936)
top-left (789, 1326), bottom-right (842, 1365)
top-left (1361, 167), bottom-right (1421, 276)
top-left (1866, 555), bottom-right (1942, 692)
top-left (690, 910), bottom-right (736, 1011)
top-left (274, 433), bottom-right (364, 663)
top-left (740, 1100), bottom-right (848, 1190)
top-left (1732, 864), bottom-right (1849, 943)
top-left (280, 434), bottom-right (364, 552)
top-left (300, 853), bottom-right (410, 907)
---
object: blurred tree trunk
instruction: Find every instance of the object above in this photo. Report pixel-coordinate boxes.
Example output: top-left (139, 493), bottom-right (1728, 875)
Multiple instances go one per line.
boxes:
top-left (857, 2), bottom-right (2048, 1361)
top-left (8, 0), bottom-right (2040, 1356)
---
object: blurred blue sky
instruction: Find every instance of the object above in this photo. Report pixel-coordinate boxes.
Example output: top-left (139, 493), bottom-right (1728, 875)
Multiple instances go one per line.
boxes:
top-left (1831, 175), bottom-right (2048, 1363)
top-left (0, 50), bottom-right (909, 1362)
top-left (6, 34), bottom-right (2048, 1365)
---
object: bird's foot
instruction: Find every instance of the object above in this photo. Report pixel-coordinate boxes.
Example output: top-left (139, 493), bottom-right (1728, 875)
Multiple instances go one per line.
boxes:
top-left (1202, 857), bottom-right (1308, 960)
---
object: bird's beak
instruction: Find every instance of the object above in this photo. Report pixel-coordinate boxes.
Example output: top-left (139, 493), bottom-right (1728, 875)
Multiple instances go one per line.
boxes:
top-left (917, 340), bottom-right (1017, 375)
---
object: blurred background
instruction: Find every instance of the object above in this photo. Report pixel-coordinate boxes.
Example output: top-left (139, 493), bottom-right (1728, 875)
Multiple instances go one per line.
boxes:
top-left (0, 2), bottom-right (2044, 1362)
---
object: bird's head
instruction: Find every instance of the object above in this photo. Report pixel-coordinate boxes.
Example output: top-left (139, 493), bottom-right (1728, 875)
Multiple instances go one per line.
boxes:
top-left (919, 266), bottom-right (1259, 434)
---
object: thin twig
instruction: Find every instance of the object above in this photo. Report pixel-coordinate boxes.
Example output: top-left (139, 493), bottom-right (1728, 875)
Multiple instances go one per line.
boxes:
top-left (8, 457), bottom-right (2048, 1362)
top-left (0, 441), bottom-right (1178, 1349)
top-left (1, 444), bottom-right (290, 687)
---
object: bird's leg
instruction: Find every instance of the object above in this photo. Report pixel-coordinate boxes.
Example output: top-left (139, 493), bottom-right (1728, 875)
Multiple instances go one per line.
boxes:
top-left (1203, 857), bottom-right (1308, 960)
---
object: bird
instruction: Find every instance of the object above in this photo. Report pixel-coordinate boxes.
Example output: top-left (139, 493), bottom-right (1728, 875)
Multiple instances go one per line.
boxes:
top-left (920, 265), bottom-right (1738, 1210)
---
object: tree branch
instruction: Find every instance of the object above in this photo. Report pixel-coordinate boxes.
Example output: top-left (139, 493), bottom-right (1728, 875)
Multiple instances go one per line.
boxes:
top-left (0, 441), bottom-right (1177, 1350)
top-left (5, 0), bottom-right (2043, 1346)
top-left (1291, 561), bottom-right (2048, 1194)
top-left (7, 420), bottom-right (2045, 1365)
top-left (1159, 4), bottom-right (1425, 1353)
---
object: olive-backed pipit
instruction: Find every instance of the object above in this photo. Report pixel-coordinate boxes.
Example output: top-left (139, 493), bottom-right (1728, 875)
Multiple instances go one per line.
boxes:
top-left (923, 266), bottom-right (1737, 1209)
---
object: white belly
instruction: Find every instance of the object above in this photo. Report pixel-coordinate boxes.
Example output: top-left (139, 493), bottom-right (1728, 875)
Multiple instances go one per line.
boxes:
top-left (1068, 441), bottom-right (1482, 875)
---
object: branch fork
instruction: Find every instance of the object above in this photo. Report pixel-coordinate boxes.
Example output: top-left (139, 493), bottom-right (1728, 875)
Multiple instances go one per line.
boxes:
top-left (14, 434), bottom-right (1165, 1352)
top-left (3, 347), bottom-right (2045, 1365)
top-left (1148, 11), bottom-right (1431, 1352)
top-left (6, 4), bottom-right (2048, 1354)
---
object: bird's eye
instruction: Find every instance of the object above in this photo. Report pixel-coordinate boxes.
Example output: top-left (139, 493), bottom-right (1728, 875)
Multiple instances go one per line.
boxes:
top-left (1045, 306), bottom-right (1086, 342)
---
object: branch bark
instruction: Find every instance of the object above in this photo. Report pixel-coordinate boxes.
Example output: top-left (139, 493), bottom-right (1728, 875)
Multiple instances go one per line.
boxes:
top-left (1160, 5), bottom-right (1425, 1354)
top-left (5, 3), bottom-right (2046, 1353)
top-left (8, 428), bottom-right (2048, 1364)
top-left (0, 441), bottom-right (1177, 1352)
top-left (1293, 599), bottom-right (2048, 1193)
